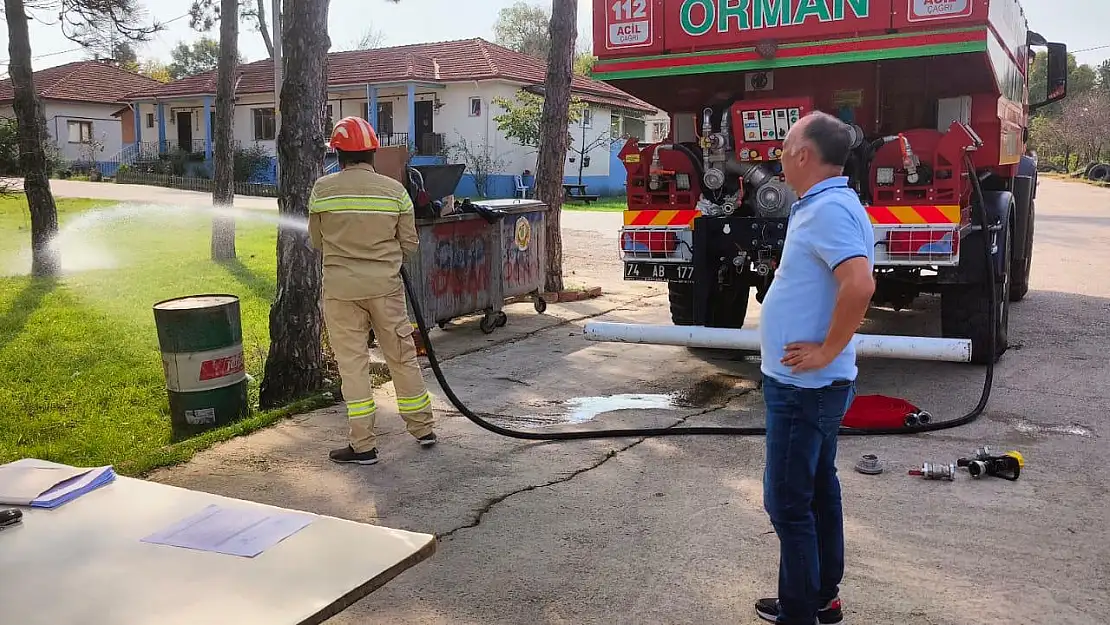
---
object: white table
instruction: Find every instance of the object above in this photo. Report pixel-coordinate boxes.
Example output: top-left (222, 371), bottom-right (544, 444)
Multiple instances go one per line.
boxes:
top-left (0, 463), bottom-right (436, 625)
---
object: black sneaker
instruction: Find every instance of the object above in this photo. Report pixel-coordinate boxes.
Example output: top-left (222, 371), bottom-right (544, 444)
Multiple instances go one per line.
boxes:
top-left (329, 445), bottom-right (379, 465)
top-left (754, 597), bottom-right (844, 624)
top-left (418, 433), bottom-right (437, 447)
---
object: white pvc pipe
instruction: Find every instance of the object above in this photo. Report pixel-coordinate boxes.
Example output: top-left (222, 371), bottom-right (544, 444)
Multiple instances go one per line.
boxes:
top-left (583, 322), bottom-right (972, 363)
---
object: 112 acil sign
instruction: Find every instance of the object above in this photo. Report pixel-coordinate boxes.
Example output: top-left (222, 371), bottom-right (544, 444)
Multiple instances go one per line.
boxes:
top-left (908, 0), bottom-right (972, 21)
top-left (607, 0), bottom-right (654, 49)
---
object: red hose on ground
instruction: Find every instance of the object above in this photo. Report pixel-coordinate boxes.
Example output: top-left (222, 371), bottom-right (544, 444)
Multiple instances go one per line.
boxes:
top-left (843, 395), bottom-right (922, 430)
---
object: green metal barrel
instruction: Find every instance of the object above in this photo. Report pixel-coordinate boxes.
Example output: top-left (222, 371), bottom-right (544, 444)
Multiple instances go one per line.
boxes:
top-left (152, 294), bottom-right (249, 438)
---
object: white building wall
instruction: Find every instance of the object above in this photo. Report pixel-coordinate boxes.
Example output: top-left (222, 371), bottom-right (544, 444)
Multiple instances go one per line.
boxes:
top-left (132, 100), bottom-right (211, 152)
top-left (37, 101), bottom-right (124, 162)
top-left (133, 78), bottom-right (641, 188)
top-left (235, 93), bottom-right (277, 154)
top-left (436, 82), bottom-right (520, 169)
top-left (643, 111), bottom-right (672, 142)
top-left (133, 101), bottom-right (157, 145)
top-left (438, 81), bottom-right (615, 181)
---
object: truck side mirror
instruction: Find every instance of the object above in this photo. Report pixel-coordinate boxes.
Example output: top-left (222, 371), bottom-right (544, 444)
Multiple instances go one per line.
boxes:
top-left (1029, 41), bottom-right (1068, 113)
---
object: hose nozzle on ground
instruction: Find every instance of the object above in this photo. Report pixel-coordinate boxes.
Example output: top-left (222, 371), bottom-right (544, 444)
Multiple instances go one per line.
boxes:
top-left (958, 449), bottom-right (1024, 481)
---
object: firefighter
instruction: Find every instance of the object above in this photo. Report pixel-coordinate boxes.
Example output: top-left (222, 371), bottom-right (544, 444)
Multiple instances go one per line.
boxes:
top-left (308, 115), bottom-right (436, 466)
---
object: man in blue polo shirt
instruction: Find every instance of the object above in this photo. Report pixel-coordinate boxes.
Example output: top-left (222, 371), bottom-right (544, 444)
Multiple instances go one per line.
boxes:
top-left (754, 112), bottom-right (876, 625)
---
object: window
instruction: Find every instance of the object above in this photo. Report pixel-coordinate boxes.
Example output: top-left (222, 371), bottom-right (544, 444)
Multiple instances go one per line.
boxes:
top-left (380, 103), bottom-right (394, 135)
top-left (469, 97), bottom-right (482, 117)
top-left (146, 113), bottom-right (155, 129)
top-left (582, 108), bottom-right (593, 128)
top-left (67, 120), bottom-right (92, 144)
top-left (326, 104), bottom-right (334, 131)
top-left (358, 101), bottom-right (395, 136)
top-left (252, 108), bottom-right (276, 141)
top-left (651, 120), bottom-right (669, 142)
top-left (623, 118), bottom-right (646, 141)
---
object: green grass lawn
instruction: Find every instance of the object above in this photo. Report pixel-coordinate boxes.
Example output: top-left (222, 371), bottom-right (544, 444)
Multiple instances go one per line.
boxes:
top-left (0, 195), bottom-right (328, 475)
top-left (563, 197), bottom-right (626, 212)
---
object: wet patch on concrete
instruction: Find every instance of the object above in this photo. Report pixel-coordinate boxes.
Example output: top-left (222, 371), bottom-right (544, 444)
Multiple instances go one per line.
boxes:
top-left (560, 394), bottom-right (681, 424)
top-left (510, 373), bottom-right (755, 426)
top-left (990, 413), bottom-right (1094, 438)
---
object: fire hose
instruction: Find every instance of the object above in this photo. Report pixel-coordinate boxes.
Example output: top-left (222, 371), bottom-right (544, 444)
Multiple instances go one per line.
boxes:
top-left (400, 153), bottom-right (996, 440)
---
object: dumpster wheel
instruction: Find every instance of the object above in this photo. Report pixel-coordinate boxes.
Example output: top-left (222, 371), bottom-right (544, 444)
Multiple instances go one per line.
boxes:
top-left (401, 154), bottom-right (998, 440)
top-left (480, 311), bottom-right (508, 334)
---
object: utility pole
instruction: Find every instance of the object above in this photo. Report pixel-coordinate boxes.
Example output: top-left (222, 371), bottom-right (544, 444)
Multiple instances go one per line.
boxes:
top-left (272, 0), bottom-right (282, 182)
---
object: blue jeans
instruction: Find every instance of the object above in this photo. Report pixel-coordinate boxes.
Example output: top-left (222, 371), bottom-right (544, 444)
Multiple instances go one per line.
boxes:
top-left (762, 374), bottom-right (856, 625)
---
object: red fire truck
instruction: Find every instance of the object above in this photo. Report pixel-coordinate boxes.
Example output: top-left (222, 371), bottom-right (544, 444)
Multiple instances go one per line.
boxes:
top-left (591, 0), bottom-right (1068, 363)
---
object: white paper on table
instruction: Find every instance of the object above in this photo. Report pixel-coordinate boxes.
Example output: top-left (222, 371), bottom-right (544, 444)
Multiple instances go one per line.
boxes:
top-left (0, 465), bottom-right (91, 505)
top-left (141, 504), bottom-right (315, 557)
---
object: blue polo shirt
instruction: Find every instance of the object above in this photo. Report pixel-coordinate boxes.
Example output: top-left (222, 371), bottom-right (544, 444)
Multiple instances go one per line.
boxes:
top-left (759, 176), bottom-right (875, 388)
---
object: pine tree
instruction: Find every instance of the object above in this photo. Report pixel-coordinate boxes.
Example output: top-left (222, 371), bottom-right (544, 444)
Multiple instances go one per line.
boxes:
top-left (258, 0), bottom-right (330, 408)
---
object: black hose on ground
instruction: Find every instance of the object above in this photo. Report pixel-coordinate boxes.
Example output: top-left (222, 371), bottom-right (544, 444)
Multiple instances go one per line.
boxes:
top-left (400, 158), bottom-right (997, 439)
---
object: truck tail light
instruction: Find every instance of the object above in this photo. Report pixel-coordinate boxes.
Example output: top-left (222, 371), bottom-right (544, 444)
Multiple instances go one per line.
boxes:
top-left (621, 230), bottom-right (677, 254)
top-left (886, 229), bottom-right (959, 256)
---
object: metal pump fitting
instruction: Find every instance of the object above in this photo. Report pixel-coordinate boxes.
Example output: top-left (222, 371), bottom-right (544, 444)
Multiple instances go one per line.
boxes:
top-left (703, 167), bottom-right (726, 190)
top-left (855, 454), bottom-right (884, 475)
top-left (909, 462), bottom-right (956, 481)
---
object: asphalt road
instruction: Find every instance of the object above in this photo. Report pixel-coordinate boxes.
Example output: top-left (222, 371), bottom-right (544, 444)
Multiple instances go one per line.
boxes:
top-left (121, 176), bottom-right (1109, 624)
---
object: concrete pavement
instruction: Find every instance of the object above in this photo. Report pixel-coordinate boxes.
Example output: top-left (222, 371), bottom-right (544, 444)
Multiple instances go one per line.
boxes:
top-left (137, 177), bottom-right (1109, 624)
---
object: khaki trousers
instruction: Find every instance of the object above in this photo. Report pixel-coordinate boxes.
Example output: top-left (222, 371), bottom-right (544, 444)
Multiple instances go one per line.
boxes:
top-left (323, 286), bottom-right (435, 453)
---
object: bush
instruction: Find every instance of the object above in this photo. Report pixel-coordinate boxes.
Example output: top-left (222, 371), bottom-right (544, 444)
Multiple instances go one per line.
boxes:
top-left (0, 115), bottom-right (65, 177)
top-left (233, 143), bottom-right (271, 183)
top-left (0, 117), bottom-right (19, 176)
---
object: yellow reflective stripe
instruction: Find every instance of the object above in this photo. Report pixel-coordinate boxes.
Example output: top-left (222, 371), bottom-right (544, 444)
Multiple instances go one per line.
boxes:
top-left (347, 398), bottom-right (377, 419)
top-left (311, 194), bottom-right (406, 214)
top-left (397, 193), bottom-right (414, 214)
top-left (396, 392), bottom-right (429, 406)
top-left (397, 392), bottom-right (432, 413)
top-left (399, 400), bottom-right (431, 413)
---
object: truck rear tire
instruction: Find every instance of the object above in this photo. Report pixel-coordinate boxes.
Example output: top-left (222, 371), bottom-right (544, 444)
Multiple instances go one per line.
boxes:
top-left (941, 222), bottom-right (1012, 364)
top-left (668, 281), bottom-right (749, 328)
top-left (669, 282), bottom-right (695, 325)
top-left (1009, 199), bottom-right (1034, 302)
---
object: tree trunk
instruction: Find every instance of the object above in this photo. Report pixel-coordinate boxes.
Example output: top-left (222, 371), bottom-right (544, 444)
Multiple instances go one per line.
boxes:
top-left (5, 0), bottom-right (59, 277)
top-left (258, 0), bottom-right (329, 409)
top-left (535, 0), bottom-right (576, 293)
top-left (254, 0), bottom-right (275, 58)
top-left (210, 0), bottom-right (238, 261)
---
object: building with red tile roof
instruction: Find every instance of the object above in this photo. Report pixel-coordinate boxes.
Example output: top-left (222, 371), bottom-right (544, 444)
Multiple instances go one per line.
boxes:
top-left (0, 60), bottom-right (164, 164)
top-left (126, 38), bottom-right (663, 197)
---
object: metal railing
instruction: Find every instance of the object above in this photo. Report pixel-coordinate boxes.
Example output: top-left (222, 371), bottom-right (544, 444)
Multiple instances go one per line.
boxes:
top-left (116, 170), bottom-right (278, 198)
top-left (419, 133), bottom-right (446, 156)
top-left (321, 132), bottom-right (446, 156)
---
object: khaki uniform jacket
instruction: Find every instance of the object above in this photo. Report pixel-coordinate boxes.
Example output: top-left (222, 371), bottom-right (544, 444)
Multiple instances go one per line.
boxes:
top-left (307, 163), bottom-right (418, 300)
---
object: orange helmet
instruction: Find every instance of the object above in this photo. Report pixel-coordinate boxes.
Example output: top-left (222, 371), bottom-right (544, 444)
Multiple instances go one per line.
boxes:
top-left (329, 116), bottom-right (380, 152)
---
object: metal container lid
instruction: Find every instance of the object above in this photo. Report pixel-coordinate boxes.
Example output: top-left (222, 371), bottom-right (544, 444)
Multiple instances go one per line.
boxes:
top-left (473, 199), bottom-right (546, 210)
top-left (153, 294), bottom-right (239, 311)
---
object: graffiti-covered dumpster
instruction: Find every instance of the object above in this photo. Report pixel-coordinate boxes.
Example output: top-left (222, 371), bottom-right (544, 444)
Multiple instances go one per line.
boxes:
top-left (404, 199), bottom-right (548, 334)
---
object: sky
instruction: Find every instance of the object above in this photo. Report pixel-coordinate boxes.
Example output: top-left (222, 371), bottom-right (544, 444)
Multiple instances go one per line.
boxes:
top-left (0, 0), bottom-right (1106, 75)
